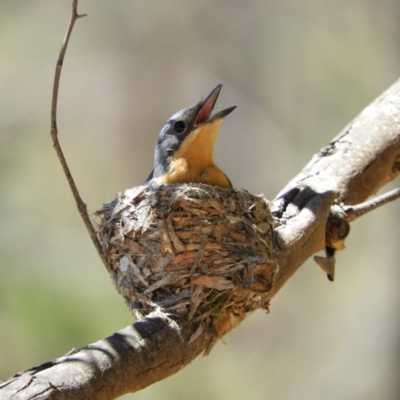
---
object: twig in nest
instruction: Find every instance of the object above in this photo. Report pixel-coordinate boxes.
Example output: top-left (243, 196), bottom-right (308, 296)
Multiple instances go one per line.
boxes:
top-left (190, 235), bottom-right (207, 276)
top-left (344, 188), bottom-right (400, 222)
top-left (50, 0), bottom-right (106, 267)
top-left (96, 184), bottom-right (276, 333)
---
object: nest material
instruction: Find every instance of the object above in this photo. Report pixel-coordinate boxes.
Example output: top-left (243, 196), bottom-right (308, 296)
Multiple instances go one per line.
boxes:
top-left (96, 184), bottom-right (278, 332)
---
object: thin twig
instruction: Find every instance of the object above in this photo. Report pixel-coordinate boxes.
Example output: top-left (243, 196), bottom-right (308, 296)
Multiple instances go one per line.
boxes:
top-left (189, 235), bottom-right (207, 296)
top-left (50, 0), bottom-right (107, 267)
top-left (190, 235), bottom-right (207, 277)
top-left (344, 187), bottom-right (400, 222)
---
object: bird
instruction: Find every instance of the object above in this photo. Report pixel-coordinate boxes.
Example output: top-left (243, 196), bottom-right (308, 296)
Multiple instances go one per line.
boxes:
top-left (144, 84), bottom-right (236, 189)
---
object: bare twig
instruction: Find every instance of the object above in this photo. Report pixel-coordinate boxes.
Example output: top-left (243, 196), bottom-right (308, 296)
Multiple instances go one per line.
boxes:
top-left (50, 0), bottom-right (106, 267)
top-left (344, 187), bottom-right (400, 221)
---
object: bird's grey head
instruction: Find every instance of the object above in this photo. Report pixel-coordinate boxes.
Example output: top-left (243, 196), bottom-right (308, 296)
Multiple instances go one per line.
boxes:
top-left (149, 84), bottom-right (236, 180)
top-left (153, 103), bottom-right (202, 178)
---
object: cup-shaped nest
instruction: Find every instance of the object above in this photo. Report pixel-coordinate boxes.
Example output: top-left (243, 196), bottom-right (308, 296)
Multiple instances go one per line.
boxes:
top-left (96, 184), bottom-right (278, 332)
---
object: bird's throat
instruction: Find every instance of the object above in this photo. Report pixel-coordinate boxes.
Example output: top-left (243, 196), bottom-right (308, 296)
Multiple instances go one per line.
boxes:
top-left (157, 119), bottom-right (230, 187)
top-left (173, 119), bottom-right (222, 167)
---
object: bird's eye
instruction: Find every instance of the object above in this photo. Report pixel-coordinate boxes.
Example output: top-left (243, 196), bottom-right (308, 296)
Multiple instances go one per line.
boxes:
top-left (173, 120), bottom-right (186, 133)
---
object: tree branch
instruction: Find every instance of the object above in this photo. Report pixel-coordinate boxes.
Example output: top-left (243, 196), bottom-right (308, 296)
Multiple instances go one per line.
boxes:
top-left (270, 80), bottom-right (400, 292)
top-left (2, 77), bottom-right (400, 399)
top-left (2, 0), bottom-right (400, 397)
top-left (0, 314), bottom-right (205, 400)
top-left (344, 187), bottom-right (400, 221)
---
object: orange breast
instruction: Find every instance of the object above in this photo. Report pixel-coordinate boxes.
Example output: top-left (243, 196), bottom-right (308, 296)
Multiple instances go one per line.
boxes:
top-left (156, 119), bottom-right (231, 188)
top-left (157, 161), bottom-right (231, 188)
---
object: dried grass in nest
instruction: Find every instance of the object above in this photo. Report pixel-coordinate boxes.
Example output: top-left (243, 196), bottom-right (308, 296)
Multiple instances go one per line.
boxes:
top-left (96, 184), bottom-right (278, 337)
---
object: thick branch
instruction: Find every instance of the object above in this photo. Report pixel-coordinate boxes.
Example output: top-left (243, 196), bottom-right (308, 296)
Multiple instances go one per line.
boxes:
top-left (2, 79), bottom-right (400, 399)
top-left (270, 79), bottom-right (400, 293)
top-left (0, 314), bottom-right (207, 400)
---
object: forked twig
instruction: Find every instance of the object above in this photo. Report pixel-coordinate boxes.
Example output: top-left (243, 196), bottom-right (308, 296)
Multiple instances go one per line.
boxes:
top-left (50, 0), bottom-right (106, 267)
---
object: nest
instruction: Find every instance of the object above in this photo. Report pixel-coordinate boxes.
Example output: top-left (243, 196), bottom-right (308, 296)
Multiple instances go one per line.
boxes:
top-left (96, 184), bottom-right (278, 335)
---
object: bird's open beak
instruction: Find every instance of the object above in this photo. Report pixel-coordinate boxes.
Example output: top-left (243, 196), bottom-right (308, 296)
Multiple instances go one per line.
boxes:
top-left (194, 84), bottom-right (236, 127)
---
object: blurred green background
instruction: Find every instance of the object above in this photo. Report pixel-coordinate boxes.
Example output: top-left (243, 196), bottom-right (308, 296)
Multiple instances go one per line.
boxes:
top-left (1, 1), bottom-right (400, 399)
